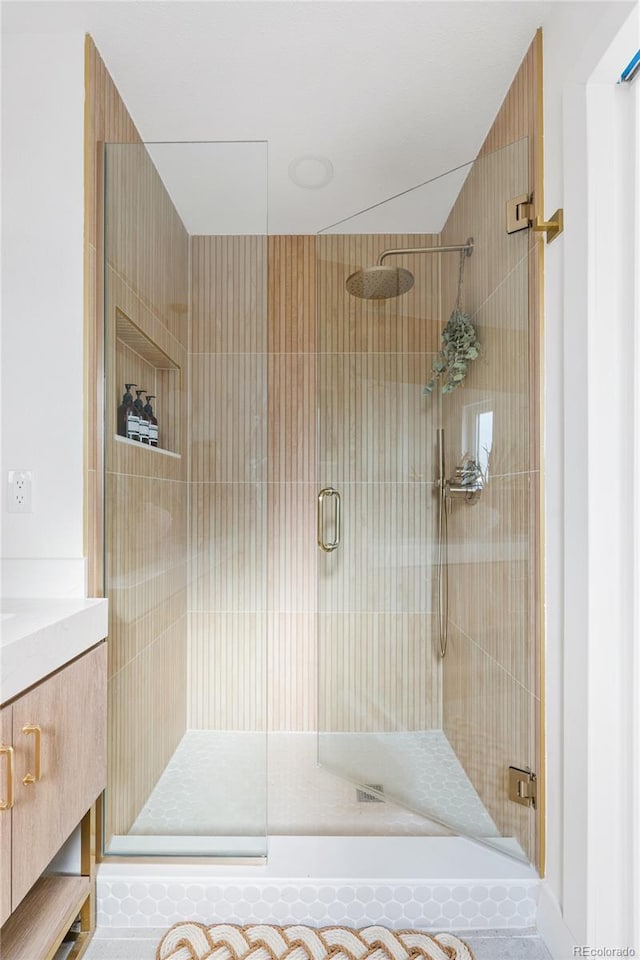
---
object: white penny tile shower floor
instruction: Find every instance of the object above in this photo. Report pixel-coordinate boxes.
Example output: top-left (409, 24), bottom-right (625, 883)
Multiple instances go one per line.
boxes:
top-left (128, 730), bottom-right (499, 840)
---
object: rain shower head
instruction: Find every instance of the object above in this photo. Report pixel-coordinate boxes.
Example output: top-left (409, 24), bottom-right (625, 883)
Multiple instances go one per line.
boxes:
top-left (345, 239), bottom-right (474, 301)
top-left (345, 265), bottom-right (414, 300)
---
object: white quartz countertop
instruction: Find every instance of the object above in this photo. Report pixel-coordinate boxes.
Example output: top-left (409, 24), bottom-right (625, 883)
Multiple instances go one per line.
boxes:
top-left (0, 597), bottom-right (108, 704)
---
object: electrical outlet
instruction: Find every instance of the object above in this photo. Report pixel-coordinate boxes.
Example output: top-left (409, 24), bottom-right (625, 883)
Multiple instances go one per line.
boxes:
top-left (7, 470), bottom-right (34, 514)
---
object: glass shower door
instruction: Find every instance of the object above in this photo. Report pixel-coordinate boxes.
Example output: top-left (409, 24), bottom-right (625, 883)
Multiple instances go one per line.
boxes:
top-left (316, 140), bottom-right (539, 866)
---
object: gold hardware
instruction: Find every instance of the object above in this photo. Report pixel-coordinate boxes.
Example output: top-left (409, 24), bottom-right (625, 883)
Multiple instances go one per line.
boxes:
top-left (532, 207), bottom-right (564, 244)
top-left (506, 194), bottom-right (534, 234)
top-left (507, 194), bottom-right (563, 244)
top-left (508, 765), bottom-right (537, 808)
top-left (22, 723), bottom-right (42, 785)
top-left (0, 745), bottom-right (15, 810)
top-left (317, 487), bottom-right (341, 552)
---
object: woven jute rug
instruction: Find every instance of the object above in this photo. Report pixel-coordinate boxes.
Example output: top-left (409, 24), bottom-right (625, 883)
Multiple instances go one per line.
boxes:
top-left (156, 923), bottom-right (475, 960)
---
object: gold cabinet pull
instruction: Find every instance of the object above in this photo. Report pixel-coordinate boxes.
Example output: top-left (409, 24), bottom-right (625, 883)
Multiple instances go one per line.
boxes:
top-left (22, 724), bottom-right (42, 785)
top-left (317, 487), bottom-right (341, 553)
top-left (0, 746), bottom-right (14, 810)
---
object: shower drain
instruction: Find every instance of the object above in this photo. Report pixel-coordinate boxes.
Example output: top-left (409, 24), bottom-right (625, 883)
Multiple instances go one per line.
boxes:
top-left (356, 784), bottom-right (385, 803)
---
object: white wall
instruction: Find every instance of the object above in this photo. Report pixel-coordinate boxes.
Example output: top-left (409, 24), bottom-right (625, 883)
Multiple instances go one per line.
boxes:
top-left (1, 31), bottom-right (86, 567)
top-left (542, 2), bottom-right (639, 954)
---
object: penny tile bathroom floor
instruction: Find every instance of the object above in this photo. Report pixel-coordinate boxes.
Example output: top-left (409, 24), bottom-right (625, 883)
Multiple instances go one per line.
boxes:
top-left (126, 730), bottom-right (500, 840)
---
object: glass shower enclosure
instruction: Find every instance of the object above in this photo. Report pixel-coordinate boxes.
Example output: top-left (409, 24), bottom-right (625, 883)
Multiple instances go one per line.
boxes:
top-left (100, 135), bottom-right (541, 869)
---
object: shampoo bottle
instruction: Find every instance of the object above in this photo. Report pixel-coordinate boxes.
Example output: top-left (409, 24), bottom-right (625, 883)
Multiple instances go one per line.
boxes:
top-left (117, 383), bottom-right (137, 439)
top-left (134, 389), bottom-right (150, 444)
top-left (144, 395), bottom-right (158, 447)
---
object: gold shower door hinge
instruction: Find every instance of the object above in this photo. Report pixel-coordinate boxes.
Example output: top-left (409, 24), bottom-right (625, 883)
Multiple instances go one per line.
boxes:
top-left (508, 765), bottom-right (537, 808)
top-left (506, 194), bottom-right (564, 244)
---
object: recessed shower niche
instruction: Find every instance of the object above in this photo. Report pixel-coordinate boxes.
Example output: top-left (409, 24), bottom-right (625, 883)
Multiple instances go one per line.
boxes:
top-left (113, 309), bottom-right (182, 456)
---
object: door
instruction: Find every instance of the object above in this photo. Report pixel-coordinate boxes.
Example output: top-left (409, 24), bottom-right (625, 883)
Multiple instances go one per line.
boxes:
top-left (316, 138), bottom-right (539, 865)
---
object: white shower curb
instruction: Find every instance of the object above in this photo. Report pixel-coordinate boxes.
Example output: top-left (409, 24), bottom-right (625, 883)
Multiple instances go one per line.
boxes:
top-left (96, 836), bottom-right (540, 932)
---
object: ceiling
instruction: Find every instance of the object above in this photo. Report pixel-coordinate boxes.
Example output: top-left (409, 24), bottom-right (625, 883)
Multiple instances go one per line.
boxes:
top-left (1, 1), bottom-right (621, 234)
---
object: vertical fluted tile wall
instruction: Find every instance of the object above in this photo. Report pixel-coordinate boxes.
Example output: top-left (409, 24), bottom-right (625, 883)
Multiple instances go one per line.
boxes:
top-left (188, 234), bottom-right (443, 734)
top-left (266, 236), bottom-right (318, 732)
top-left (316, 234), bottom-right (443, 737)
top-left (87, 40), bottom-right (190, 842)
top-left (188, 236), bottom-right (269, 730)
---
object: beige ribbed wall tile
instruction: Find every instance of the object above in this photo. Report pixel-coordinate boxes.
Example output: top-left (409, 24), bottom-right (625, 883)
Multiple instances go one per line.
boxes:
top-left (190, 236), bottom-right (267, 355)
top-left (443, 621), bottom-right (535, 861)
top-left (105, 473), bottom-right (188, 677)
top-left (188, 232), bottom-right (441, 735)
top-left (318, 483), bottom-right (437, 615)
top-left (106, 268), bottom-right (187, 372)
top-left (88, 38), bottom-right (191, 841)
top-left (268, 613), bottom-right (317, 732)
top-left (86, 467), bottom-right (103, 598)
top-left (441, 139), bottom-right (529, 325)
top-left (317, 234), bottom-right (441, 355)
top-left (85, 39), bottom-right (140, 257)
top-left (267, 483), bottom-right (316, 614)
top-left (319, 353), bottom-right (440, 483)
top-left (105, 143), bottom-right (189, 346)
top-left (478, 36), bottom-right (538, 188)
top-left (447, 474), bottom-right (531, 689)
top-left (188, 613), bottom-right (267, 730)
top-left (109, 582), bottom-right (188, 680)
top-left (190, 483), bottom-right (266, 614)
top-left (268, 355), bottom-right (316, 482)
top-left (86, 245), bottom-right (99, 473)
top-left (106, 474), bottom-right (188, 584)
top-left (319, 613), bottom-right (439, 732)
top-left (188, 236), bottom-right (269, 731)
top-left (268, 236), bottom-right (316, 353)
top-left (107, 615), bottom-right (187, 838)
top-left (189, 355), bottom-right (267, 483)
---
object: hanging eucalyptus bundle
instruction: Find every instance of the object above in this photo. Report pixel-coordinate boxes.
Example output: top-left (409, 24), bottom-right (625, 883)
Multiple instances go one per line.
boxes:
top-left (423, 309), bottom-right (480, 395)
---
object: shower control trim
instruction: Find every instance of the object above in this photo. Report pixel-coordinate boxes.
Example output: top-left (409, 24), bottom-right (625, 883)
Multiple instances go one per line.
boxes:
top-left (317, 487), bottom-right (341, 552)
top-left (445, 460), bottom-right (485, 505)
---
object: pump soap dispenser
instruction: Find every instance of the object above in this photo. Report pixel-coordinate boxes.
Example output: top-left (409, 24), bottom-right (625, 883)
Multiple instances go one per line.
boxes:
top-left (144, 395), bottom-right (158, 447)
top-left (134, 390), bottom-right (150, 443)
top-left (118, 383), bottom-right (137, 439)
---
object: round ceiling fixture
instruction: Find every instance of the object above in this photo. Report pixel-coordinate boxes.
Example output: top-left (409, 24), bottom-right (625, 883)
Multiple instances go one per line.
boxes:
top-left (288, 155), bottom-right (334, 190)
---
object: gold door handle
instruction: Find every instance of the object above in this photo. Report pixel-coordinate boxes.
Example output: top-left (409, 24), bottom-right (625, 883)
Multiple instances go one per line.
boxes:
top-left (22, 724), bottom-right (42, 785)
top-left (317, 487), bottom-right (341, 552)
top-left (0, 746), bottom-right (14, 810)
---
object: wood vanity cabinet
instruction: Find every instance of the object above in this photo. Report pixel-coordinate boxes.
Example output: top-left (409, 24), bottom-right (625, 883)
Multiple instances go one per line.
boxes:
top-left (0, 703), bottom-right (12, 925)
top-left (0, 641), bottom-right (107, 956)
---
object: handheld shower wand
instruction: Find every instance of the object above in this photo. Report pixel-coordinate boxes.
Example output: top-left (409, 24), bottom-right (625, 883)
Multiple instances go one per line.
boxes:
top-left (436, 428), bottom-right (449, 658)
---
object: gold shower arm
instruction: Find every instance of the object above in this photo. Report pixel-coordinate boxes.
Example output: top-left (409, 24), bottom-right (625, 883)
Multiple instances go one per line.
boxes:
top-left (378, 240), bottom-right (474, 266)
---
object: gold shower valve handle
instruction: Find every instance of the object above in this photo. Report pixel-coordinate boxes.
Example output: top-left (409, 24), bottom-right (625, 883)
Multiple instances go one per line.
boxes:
top-left (22, 723), bottom-right (42, 785)
top-left (0, 745), bottom-right (15, 809)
